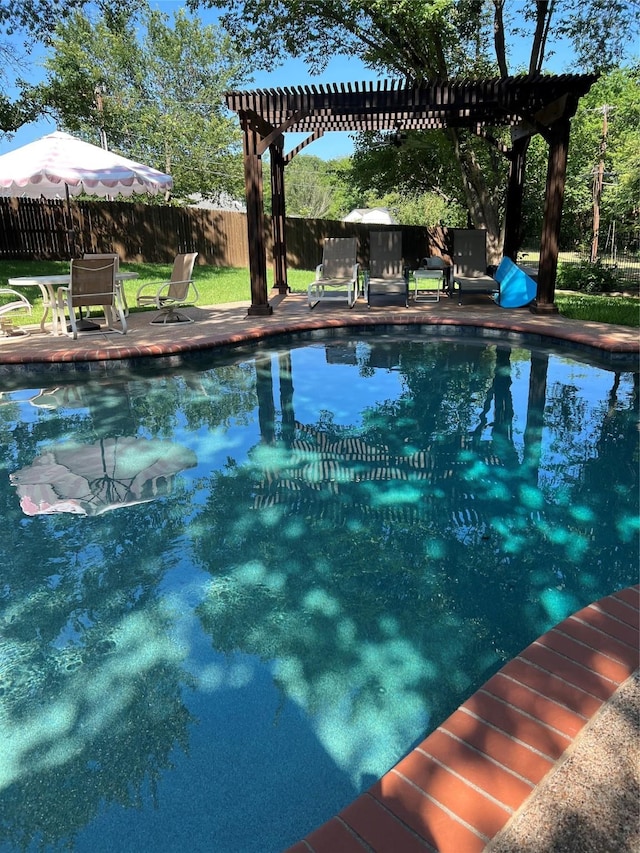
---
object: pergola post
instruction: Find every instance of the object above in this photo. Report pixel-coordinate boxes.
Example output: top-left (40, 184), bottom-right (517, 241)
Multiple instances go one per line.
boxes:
top-left (270, 139), bottom-right (288, 294)
top-left (255, 355), bottom-right (276, 443)
top-left (240, 111), bottom-right (272, 316)
top-left (533, 118), bottom-right (571, 313)
top-left (503, 136), bottom-right (529, 261)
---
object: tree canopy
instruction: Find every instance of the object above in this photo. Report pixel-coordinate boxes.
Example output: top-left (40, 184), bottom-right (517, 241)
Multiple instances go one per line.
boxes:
top-left (1, 0), bottom-right (637, 248)
top-left (190, 0), bottom-right (636, 76)
top-left (32, 4), bottom-right (247, 200)
top-left (520, 65), bottom-right (640, 250)
top-left (0, 0), bottom-right (143, 132)
top-left (0, 0), bottom-right (142, 38)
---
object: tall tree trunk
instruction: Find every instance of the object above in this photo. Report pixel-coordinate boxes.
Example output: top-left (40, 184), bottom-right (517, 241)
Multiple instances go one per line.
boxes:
top-left (450, 129), bottom-right (503, 263)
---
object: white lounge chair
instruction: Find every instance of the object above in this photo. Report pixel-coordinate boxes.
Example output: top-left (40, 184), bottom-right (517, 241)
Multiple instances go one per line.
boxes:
top-left (308, 238), bottom-right (360, 308)
top-left (136, 252), bottom-right (199, 324)
top-left (0, 288), bottom-right (32, 335)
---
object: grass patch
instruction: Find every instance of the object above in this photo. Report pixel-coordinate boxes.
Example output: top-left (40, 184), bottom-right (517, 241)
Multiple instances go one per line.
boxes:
top-left (555, 292), bottom-right (640, 327)
top-left (1, 260), bottom-right (638, 328)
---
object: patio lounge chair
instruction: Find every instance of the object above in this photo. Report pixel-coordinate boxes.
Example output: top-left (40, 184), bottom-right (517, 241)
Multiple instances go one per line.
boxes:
top-left (136, 252), bottom-right (199, 324)
top-left (58, 257), bottom-right (127, 339)
top-left (366, 231), bottom-right (409, 307)
top-left (308, 237), bottom-right (360, 308)
top-left (0, 288), bottom-right (32, 335)
top-left (451, 228), bottom-right (499, 305)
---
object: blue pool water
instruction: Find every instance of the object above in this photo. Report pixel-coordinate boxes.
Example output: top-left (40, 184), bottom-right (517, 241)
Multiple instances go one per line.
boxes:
top-left (0, 333), bottom-right (637, 852)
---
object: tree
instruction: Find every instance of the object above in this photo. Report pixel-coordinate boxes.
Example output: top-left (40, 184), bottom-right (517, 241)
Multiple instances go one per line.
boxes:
top-left (272, 154), bottom-right (359, 219)
top-left (521, 66), bottom-right (640, 252)
top-left (590, 67), bottom-right (640, 253)
top-left (0, 0), bottom-right (144, 135)
top-left (0, 0), bottom-right (143, 40)
top-left (0, 89), bottom-right (39, 134)
top-left (35, 4), bottom-right (248, 200)
top-left (374, 190), bottom-right (467, 228)
top-left (276, 155), bottom-right (337, 218)
top-left (189, 0), bottom-right (637, 255)
top-left (350, 129), bottom-right (480, 227)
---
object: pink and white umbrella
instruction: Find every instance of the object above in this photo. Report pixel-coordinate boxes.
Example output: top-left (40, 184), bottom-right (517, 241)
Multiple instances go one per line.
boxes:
top-left (0, 131), bottom-right (172, 199)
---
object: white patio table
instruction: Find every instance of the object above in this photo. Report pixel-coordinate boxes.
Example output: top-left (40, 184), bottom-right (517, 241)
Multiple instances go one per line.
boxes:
top-left (8, 271), bottom-right (138, 335)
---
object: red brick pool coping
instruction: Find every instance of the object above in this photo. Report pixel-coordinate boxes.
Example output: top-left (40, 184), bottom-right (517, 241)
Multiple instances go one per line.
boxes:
top-left (0, 293), bottom-right (638, 365)
top-left (286, 586), bottom-right (639, 853)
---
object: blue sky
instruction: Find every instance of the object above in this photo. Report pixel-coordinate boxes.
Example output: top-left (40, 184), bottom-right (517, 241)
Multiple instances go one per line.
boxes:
top-left (0, 52), bottom-right (380, 160)
top-left (0, 0), bottom-right (601, 161)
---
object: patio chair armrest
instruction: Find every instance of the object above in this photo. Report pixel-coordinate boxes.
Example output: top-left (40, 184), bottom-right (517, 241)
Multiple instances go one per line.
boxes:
top-left (315, 263), bottom-right (323, 281)
top-left (136, 278), bottom-right (198, 310)
top-left (0, 288), bottom-right (32, 312)
top-left (135, 279), bottom-right (171, 307)
top-left (158, 279), bottom-right (197, 299)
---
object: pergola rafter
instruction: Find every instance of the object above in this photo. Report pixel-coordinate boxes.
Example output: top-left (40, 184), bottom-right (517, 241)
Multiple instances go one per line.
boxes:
top-left (225, 73), bottom-right (598, 316)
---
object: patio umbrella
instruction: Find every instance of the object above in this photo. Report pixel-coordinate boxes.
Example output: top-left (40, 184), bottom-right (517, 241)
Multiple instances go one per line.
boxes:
top-left (0, 131), bottom-right (172, 199)
top-left (10, 436), bottom-right (196, 517)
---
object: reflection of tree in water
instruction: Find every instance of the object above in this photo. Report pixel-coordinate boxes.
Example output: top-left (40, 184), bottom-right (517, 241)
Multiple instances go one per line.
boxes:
top-left (0, 360), bottom-right (261, 848)
top-left (193, 342), bottom-right (639, 759)
top-left (0, 643), bottom-right (191, 850)
top-left (0, 497), bottom-right (196, 848)
top-left (0, 341), bottom-right (636, 845)
top-left (0, 375), bottom-right (209, 848)
top-left (129, 363), bottom-right (258, 436)
top-left (575, 369), bottom-right (639, 579)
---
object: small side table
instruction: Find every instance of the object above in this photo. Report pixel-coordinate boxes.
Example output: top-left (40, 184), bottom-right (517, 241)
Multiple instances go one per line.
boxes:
top-left (413, 268), bottom-right (447, 302)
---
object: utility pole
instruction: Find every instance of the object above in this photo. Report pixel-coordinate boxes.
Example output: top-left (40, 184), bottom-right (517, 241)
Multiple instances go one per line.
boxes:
top-left (94, 83), bottom-right (109, 151)
top-left (590, 105), bottom-right (612, 264)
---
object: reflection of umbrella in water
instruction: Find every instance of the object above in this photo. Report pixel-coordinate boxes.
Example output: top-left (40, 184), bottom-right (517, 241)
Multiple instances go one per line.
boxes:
top-left (10, 437), bottom-right (197, 517)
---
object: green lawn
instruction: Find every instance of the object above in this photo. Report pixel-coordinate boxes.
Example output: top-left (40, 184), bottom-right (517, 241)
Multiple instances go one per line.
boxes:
top-left (1, 260), bottom-right (638, 328)
top-left (554, 292), bottom-right (640, 327)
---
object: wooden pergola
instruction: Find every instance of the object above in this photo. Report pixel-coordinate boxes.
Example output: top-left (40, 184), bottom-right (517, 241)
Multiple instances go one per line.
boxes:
top-left (225, 73), bottom-right (598, 316)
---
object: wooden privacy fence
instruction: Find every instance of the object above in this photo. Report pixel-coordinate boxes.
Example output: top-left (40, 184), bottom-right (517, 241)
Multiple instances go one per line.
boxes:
top-left (0, 197), bottom-right (445, 269)
top-left (0, 198), bottom-right (249, 265)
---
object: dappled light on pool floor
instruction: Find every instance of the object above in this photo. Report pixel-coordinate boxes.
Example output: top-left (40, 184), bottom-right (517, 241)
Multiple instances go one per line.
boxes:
top-left (0, 334), bottom-right (637, 852)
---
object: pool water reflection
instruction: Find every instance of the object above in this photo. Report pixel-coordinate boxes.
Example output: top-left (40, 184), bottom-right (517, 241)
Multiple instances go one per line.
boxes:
top-left (0, 335), bottom-right (637, 852)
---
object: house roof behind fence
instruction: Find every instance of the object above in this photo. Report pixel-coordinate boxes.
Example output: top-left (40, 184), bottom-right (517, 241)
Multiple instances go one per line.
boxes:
top-left (224, 74), bottom-right (599, 139)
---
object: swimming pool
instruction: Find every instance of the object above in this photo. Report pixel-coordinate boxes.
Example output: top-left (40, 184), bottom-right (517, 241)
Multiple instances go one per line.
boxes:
top-left (0, 333), bottom-right (637, 852)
